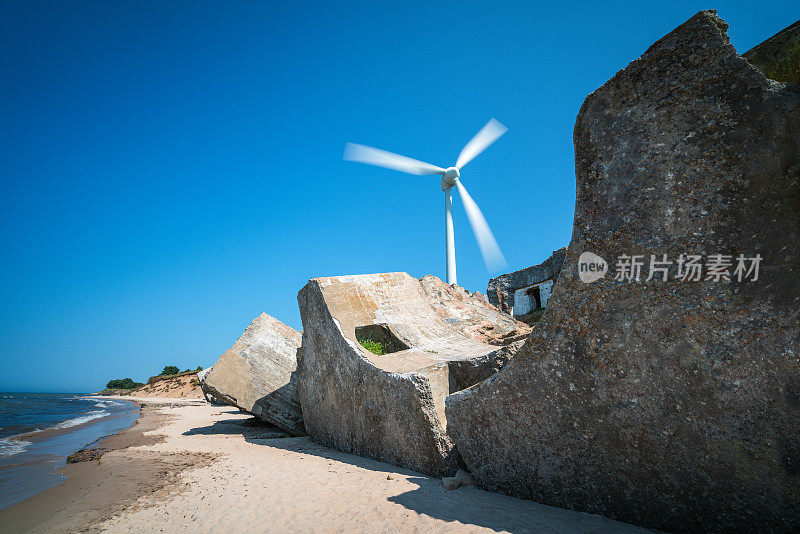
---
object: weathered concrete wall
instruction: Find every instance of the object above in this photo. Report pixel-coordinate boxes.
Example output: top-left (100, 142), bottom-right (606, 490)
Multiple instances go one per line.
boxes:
top-left (202, 313), bottom-right (305, 435)
top-left (447, 11), bottom-right (799, 533)
top-left (487, 248), bottom-right (566, 314)
top-left (297, 273), bottom-right (527, 476)
top-left (197, 367), bottom-right (227, 405)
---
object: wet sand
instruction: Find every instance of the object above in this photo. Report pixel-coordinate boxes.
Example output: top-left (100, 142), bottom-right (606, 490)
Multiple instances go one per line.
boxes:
top-left (0, 398), bottom-right (141, 511)
top-left (0, 404), bottom-right (214, 533)
top-left (0, 402), bottom-right (653, 533)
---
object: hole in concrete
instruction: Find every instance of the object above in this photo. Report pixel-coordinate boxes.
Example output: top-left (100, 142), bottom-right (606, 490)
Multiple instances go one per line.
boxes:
top-left (355, 324), bottom-right (410, 355)
top-left (526, 285), bottom-right (543, 310)
top-left (447, 355), bottom-right (511, 394)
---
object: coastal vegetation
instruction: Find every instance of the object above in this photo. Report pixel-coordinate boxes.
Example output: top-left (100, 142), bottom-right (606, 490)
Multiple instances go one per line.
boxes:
top-left (146, 368), bottom-right (204, 385)
top-left (102, 366), bottom-right (205, 392)
top-left (160, 365), bottom-right (203, 376)
top-left (105, 378), bottom-right (143, 390)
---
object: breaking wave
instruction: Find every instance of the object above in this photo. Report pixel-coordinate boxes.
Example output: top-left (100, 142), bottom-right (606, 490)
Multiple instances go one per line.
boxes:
top-left (0, 410), bottom-right (111, 456)
top-left (0, 438), bottom-right (32, 457)
top-left (93, 400), bottom-right (121, 409)
top-left (52, 410), bottom-right (110, 430)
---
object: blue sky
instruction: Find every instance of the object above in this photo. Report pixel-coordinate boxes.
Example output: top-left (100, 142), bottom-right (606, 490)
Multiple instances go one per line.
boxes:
top-left (1, 1), bottom-right (796, 392)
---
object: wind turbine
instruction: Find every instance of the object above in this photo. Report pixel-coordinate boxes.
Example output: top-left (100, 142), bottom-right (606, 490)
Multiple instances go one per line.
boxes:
top-left (344, 118), bottom-right (508, 286)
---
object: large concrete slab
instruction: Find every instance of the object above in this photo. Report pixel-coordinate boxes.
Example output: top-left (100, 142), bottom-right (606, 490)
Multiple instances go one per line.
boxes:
top-left (446, 11), bottom-right (799, 533)
top-left (200, 313), bottom-right (304, 435)
top-left (297, 272), bottom-right (528, 476)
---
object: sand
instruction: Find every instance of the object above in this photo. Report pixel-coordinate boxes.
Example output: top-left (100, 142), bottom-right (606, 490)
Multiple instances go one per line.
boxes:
top-left (118, 373), bottom-right (206, 399)
top-left (0, 401), bottom-right (653, 533)
top-left (92, 395), bottom-right (208, 405)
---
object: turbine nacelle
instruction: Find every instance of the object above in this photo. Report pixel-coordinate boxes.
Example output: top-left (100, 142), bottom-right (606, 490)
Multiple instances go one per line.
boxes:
top-left (441, 167), bottom-right (460, 191)
top-left (344, 118), bottom-right (509, 283)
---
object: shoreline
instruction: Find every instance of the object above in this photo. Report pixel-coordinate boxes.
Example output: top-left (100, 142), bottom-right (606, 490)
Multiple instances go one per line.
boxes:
top-left (85, 394), bottom-right (207, 405)
top-left (2, 404), bottom-right (138, 452)
top-left (0, 396), bottom-right (142, 512)
top-left (0, 401), bottom-right (653, 533)
top-left (0, 395), bottom-right (137, 448)
top-left (0, 401), bottom-right (215, 533)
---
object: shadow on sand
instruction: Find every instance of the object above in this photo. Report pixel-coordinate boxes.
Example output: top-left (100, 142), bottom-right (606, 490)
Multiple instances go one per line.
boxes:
top-left (182, 415), bottom-right (650, 533)
top-left (182, 410), bottom-right (289, 439)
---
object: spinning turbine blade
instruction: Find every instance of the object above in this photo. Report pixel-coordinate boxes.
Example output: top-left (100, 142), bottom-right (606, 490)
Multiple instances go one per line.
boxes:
top-left (454, 180), bottom-right (507, 272)
top-left (455, 118), bottom-right (508, 170)
top-left (344, 143), bottom-right (444, 175)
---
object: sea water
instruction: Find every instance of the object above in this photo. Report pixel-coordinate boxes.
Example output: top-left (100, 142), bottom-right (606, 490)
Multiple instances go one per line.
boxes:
top-left (0, 393), bottom-right (139, 509)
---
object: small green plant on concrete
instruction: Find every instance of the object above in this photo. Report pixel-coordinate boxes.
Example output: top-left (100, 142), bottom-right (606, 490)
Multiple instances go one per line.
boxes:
top-left (765, 37), bottom-right (800, 85)
top-left (357, 335), bottom-right (387, 355)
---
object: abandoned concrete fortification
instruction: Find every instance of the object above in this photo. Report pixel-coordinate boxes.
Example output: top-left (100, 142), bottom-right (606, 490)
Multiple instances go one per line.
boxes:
top-left (487, 247), bottom-right (566, 324)
top-left (199, 11), bottom-right (799, 533)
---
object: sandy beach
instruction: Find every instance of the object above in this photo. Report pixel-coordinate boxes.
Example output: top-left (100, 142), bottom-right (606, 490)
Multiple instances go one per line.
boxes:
top-left (0, 399), bottom-right (653, 533)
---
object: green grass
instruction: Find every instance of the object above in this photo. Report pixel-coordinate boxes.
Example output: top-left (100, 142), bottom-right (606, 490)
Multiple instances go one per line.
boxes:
top-left (146, 369), bottom-right (200, 385)
top-left (765, 37), bottom-right (800, 85)
top-left (358, 336), bottom-right (388, 355)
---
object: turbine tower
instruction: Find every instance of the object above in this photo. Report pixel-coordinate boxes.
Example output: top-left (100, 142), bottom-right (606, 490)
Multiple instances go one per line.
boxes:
top-left (344, 119), bottom-right (508, 286)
